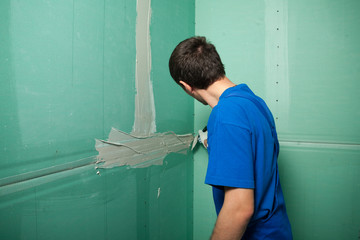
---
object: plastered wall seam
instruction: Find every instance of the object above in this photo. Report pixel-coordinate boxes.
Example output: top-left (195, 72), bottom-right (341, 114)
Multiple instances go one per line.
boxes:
top-left (96, 139), bottom-right (145, 154)
top-left (132, 0), bottom-right (156, 137)
top-left (95, 128), bottom-right (193, 169)
top-left (102, 0), bottom-right (106, 138)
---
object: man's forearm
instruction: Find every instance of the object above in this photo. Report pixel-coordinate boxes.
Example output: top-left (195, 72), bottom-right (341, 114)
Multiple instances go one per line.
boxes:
top-left (210, 187), bottom-right (254, 240)
top-left (210, 207), bottom-right (251, 240)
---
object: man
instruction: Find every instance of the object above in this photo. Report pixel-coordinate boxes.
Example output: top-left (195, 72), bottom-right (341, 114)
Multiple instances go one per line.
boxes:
top-left (169, 36), bottom-right (292, 240)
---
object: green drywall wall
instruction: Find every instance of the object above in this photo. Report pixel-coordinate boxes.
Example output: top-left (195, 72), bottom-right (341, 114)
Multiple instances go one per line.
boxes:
top-left (279, 145), bottom-right (360, 239)
top-left (0, 0), bottom-right (137, 180)
top-left (0, 154), bottom-right (193, 240)
top-left (0, 0), bottom-right (194, 239)
top-left (151, 0), bottom-right (195, 134)
top-left (284, 1), bottom-right (360, 143)
top-left (194, 0), bottom-right (360, 239)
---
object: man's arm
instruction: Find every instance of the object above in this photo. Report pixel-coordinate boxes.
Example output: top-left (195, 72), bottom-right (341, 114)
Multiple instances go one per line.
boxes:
top-left (210, 187), bottom-right (254, 240)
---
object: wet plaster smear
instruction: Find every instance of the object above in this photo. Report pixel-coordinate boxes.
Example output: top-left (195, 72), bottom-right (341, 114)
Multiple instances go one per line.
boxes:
top-left (133, 0), bottom-right (156, 136)
top-left (95, 0), bottom-right (193, 169)
top-left (96, 128), bottom-right (193, 169)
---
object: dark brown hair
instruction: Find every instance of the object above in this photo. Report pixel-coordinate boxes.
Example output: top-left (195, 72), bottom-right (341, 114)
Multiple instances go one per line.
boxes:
top-left (169, 36), bottom-right (225, 89)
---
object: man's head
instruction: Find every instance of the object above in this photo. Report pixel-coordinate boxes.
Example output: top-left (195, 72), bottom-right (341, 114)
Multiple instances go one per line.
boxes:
top-left (169, 36), bottom-right (225, 90)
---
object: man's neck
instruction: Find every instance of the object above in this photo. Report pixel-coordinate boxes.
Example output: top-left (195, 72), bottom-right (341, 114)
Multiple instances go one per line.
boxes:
top-left (197, 76), bottom-right (236, 108)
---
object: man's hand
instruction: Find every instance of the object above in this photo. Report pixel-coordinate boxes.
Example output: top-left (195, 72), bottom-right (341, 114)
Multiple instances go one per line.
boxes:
top-left (210, 187), bottom-right (254, 240)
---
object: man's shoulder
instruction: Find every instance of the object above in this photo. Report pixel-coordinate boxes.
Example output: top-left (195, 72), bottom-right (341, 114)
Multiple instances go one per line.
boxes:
top-left (210, 97), bottom-right (252, 129)
top-left (217, 94), bottom-right (257, 117)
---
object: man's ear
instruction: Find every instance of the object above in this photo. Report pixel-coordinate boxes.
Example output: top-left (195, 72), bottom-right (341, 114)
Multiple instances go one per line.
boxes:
top-left (179, 80), bottom-right (193, 93)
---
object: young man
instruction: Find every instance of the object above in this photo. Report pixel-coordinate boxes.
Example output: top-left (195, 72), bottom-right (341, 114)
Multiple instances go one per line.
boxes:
top-left (169, 36), bottom-right (292, 240)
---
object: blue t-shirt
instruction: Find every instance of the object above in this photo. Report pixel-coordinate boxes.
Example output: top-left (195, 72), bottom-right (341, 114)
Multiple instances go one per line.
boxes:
top-left (205, 84), bottom-right (292, 239)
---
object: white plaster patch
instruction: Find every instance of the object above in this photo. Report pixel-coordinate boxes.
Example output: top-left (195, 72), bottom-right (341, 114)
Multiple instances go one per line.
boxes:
top-left (95, 128), bottom-right (193, 169)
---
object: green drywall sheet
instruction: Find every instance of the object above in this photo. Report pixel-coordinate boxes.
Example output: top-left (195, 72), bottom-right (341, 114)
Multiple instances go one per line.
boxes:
top-left (279, 145), bottom-right (360, 239)
top-left (0, 154), bottom-right (193, 240)
top-left (151, 0), bottom-right (195, 134)
top-left (0, 0), bottom-right (137, 179)
top-left (0, 0), bottom-right (195, 239)
top-left (195, 0), bottom-right (360, 143)
top-left (195, 0), bottom-right (360, 239)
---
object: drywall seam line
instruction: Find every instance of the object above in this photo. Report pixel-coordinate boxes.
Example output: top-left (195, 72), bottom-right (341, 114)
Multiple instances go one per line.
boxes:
top-left (71, 0), bottom-right (75, 87)
top-left (132, 0), bottom-right (156, 137)
top-left (0, 156), bottom-right (96, 188)
top-left (0, 164), bottom-right (95, 199)
top-left (265, 0), bottom-right (289, 128)
top-left (279, 140), bottom-right (360, 150)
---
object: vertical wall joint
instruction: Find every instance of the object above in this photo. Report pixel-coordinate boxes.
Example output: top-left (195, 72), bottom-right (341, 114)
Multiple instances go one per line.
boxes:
top-left (265, 0), bottom-right (289, 128)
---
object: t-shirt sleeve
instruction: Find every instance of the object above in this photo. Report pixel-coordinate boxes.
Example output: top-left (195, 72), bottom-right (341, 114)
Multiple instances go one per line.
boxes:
top-left (205, 123), bottom-right (255, 189)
